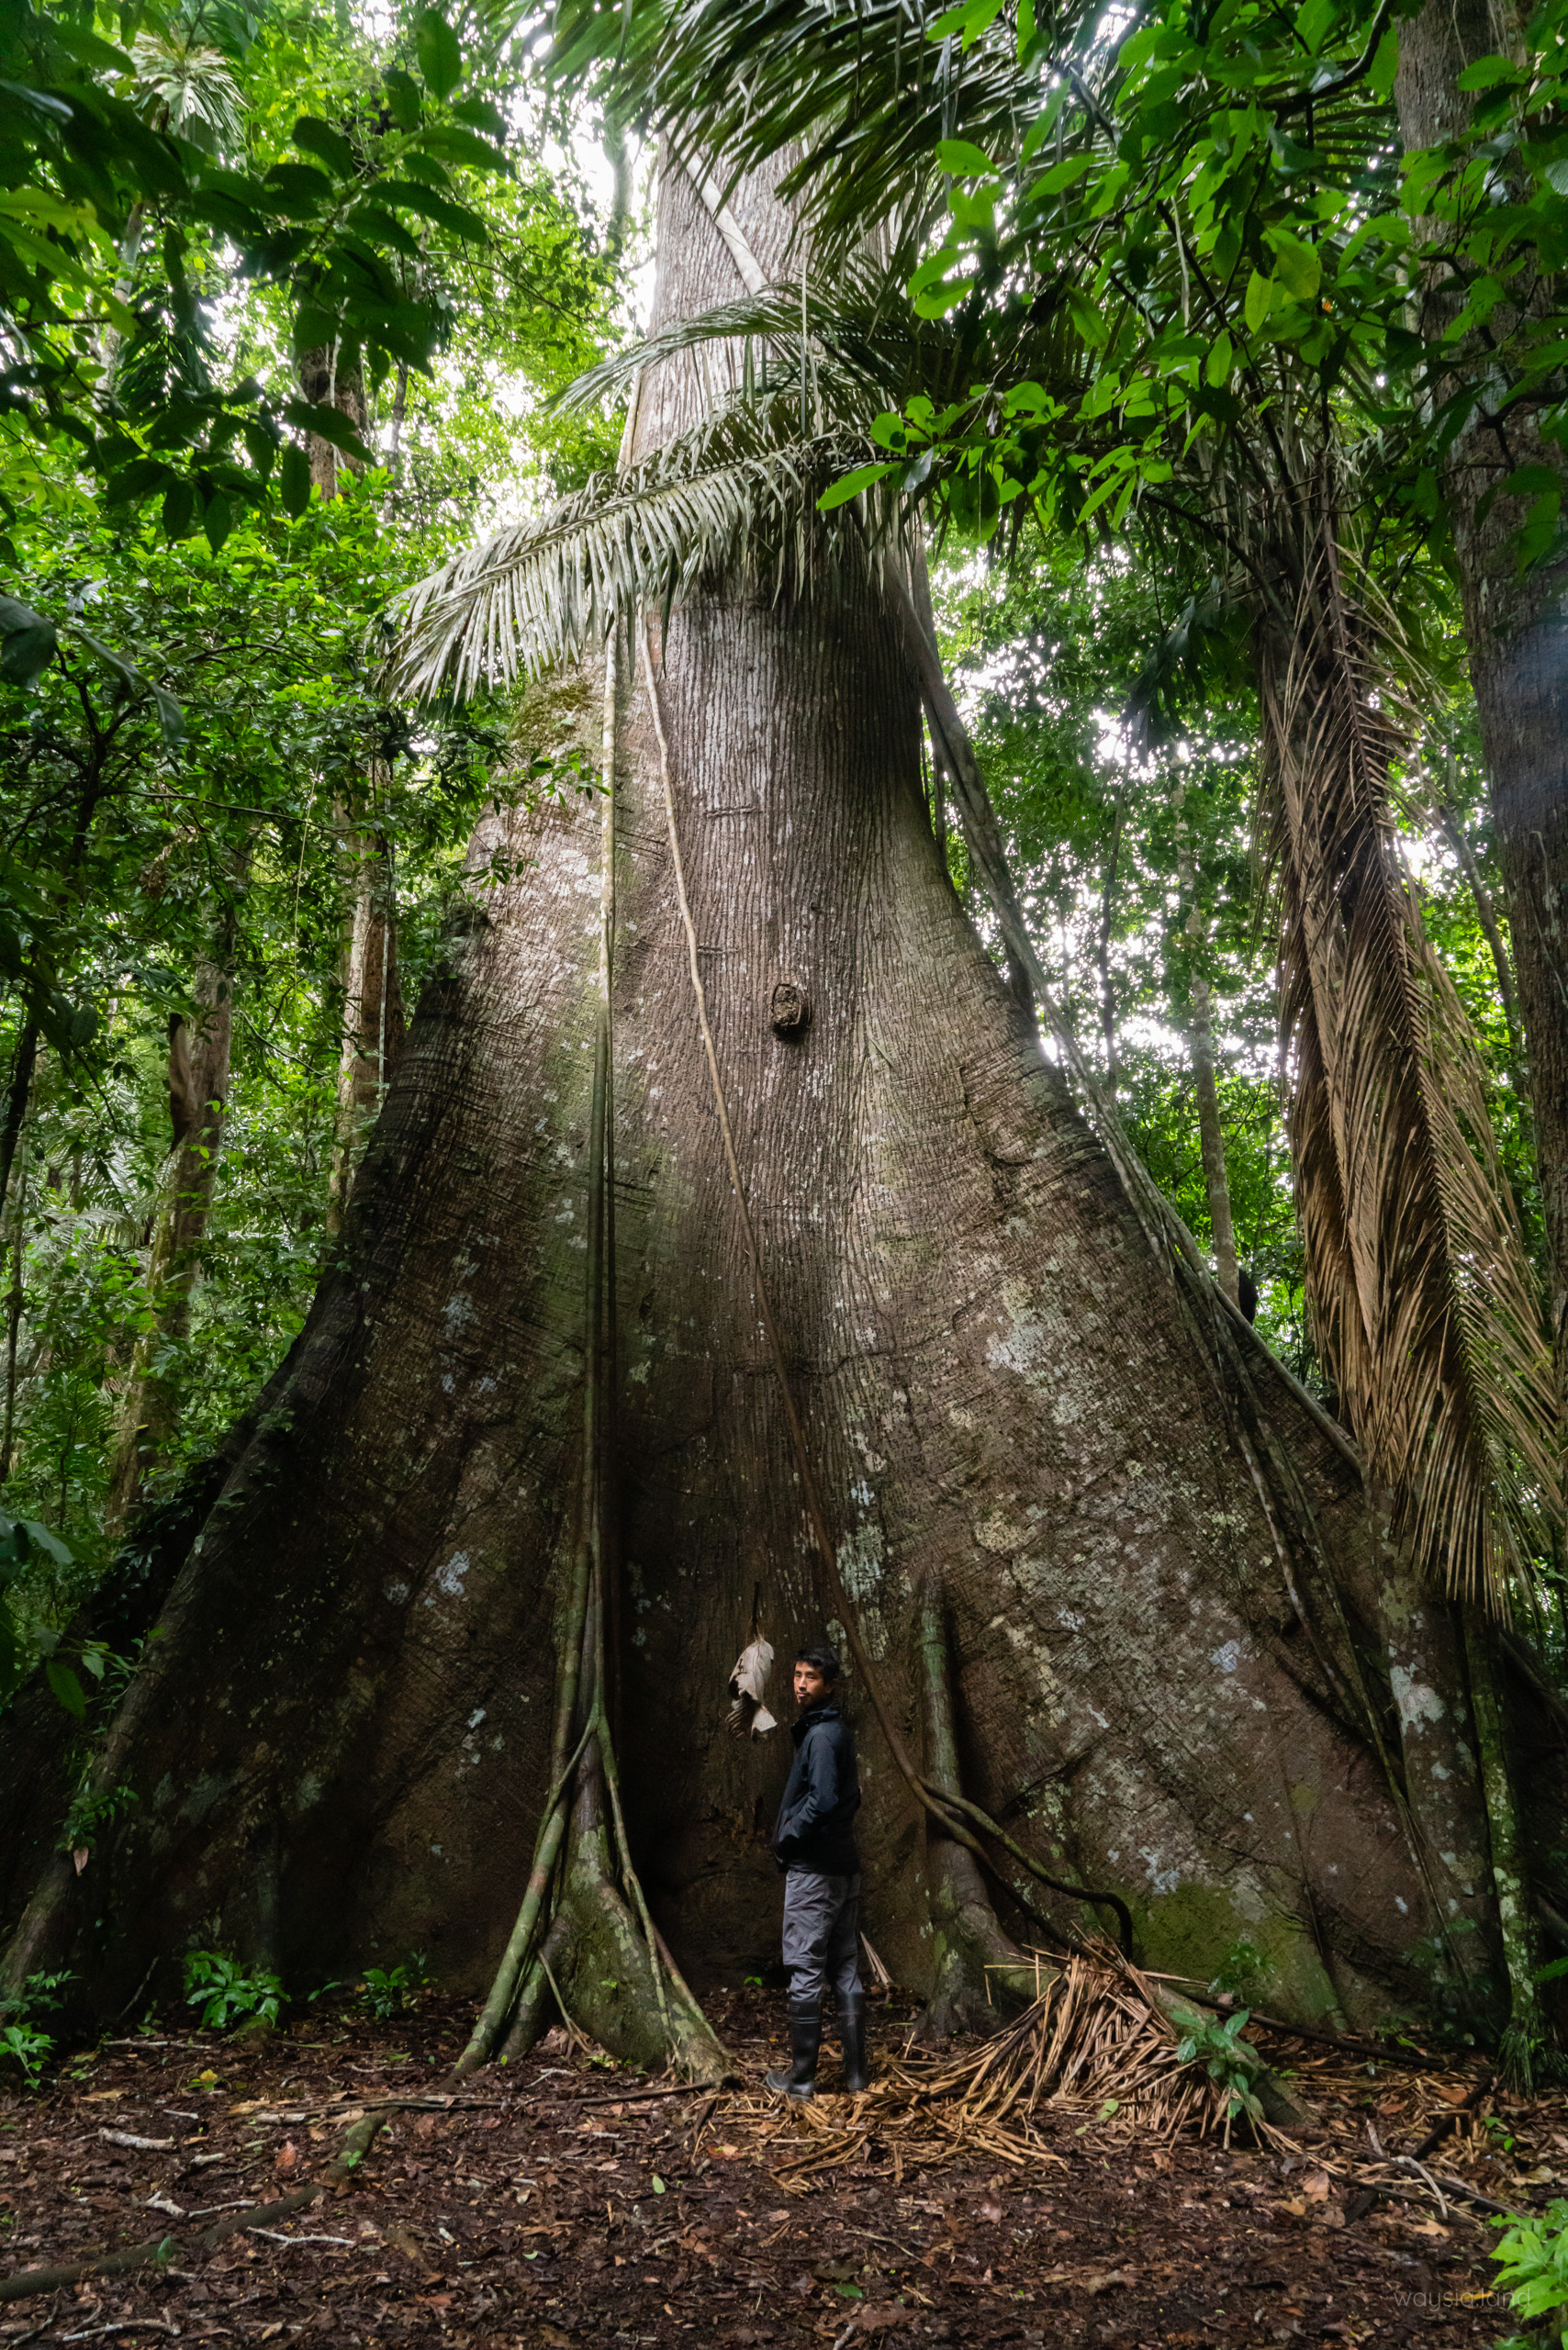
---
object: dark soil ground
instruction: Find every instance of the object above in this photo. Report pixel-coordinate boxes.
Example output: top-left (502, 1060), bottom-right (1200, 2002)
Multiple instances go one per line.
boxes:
top-left (2, 1986), bottom-right (1563, 2347)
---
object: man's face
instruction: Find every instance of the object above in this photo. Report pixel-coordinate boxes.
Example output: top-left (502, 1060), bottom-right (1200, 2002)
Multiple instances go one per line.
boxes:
top-left (794, 1661), bottom-right (830, 1710)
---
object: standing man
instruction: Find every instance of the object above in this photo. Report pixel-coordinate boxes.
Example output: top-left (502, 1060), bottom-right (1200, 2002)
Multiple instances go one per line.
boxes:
top-left (765, 1645), bottom-right (869, 2098)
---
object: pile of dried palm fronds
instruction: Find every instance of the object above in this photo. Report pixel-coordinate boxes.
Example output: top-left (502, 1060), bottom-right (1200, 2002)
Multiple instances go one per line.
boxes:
top-left (748, 1945), bottom-right (1270, 2185)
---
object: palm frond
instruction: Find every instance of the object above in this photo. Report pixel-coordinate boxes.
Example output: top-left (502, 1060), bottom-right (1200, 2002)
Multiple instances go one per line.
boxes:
top-left (386, 397), bottom-right (896, 704)
top-left (1260, 507), bottom-right (1562, 1610)
top-left (557, 243), bottom-right (1093, 432)
top-left (552, 0), bottom-right (1047, 261)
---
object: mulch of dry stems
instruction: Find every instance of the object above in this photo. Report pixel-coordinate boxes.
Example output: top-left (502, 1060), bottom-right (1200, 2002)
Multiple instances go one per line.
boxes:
top-left (1, 1966), bottom-right (1564, 2349)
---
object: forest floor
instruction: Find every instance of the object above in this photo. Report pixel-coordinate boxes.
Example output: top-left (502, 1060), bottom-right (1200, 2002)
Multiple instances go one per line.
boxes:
top-left (1, 1986), bottom-right (1563, 2347)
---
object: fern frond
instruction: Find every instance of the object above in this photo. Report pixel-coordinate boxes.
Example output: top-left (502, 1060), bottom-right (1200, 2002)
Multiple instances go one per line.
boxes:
top-left (386, 397), bottom-right (894, 703)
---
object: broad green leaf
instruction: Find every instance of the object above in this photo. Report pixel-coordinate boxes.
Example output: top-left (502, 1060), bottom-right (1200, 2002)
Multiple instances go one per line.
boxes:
top-left (52, 23), bottom-right (136, 73)
top-left (162, 478), bottom-right (196, 540)
top-left (17, 1519), bottom-right (72, 1567)
top-left (450, 96), bottom-right (506, 138)
top-left (262, 162), bottom-right (334, 214)
top-left (1458, 52), bottom-right (1526, 88)
top-left (935, 138), bottom-right (997, 178)
top-left (1063, 283), bottom-right (1106, 346)
top-left (816, 462), bottom-right (895, 509)
top-left (1244, 269), bottom-right (1275, 331)
top-left (45, 1659), bottom-right (86, 1719)
top-left (415, 9), bottom-right (464, 101)
top-left (377, 180), bottom-right (487, 241)
top-left (416, 125), bottom-right (506, 173)
top-left (241, 420), bottom-right (276, 480)
top-left (151, 687), bottom-right (186, 748)
top-left (1269, 233), bottom-right (1321, 301)
top-left (926, 0), bottom-right (1003, 44)
top-left (0, 596), bottom-right (58, 686)
top-left (1037, 153), bottom-right (1093, 193)
top-left (384, 67), bottom-right (421, 129)
top-left (202, 490), bottom-right (235, 555)
top-left (293, 116), bottom-right (358, 179)
top-left (282, 400), bottom-right (369, 459)
top-left (279, 442), bottom-right (311, 518)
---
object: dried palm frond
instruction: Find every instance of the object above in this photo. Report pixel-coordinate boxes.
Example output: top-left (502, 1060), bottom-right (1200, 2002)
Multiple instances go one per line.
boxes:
top-left (386, 397), bottom-right (897, 704)
top-left (755, 1945), bottom-right (1272, 2181)
top-left (1260, 509), bottom-right (1561, 1612)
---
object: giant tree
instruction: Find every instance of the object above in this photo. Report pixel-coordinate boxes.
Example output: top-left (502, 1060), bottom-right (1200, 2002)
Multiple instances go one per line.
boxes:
top-left (3, 115), bottom-right (1564, 2072)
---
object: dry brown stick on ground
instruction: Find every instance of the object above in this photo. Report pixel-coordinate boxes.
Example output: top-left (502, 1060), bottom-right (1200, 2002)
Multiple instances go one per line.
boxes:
top-left (1344, 2071), bottom-right (1496, 2223)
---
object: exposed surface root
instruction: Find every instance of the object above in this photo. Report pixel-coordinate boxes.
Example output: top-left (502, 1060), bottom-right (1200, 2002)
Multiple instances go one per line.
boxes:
top-left (759, 1947), bottom-right (1289, 2183)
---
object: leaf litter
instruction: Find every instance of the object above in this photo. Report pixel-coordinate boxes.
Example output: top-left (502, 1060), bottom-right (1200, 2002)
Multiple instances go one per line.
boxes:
top-left (0, 1971), bottom-right (1561, 2344)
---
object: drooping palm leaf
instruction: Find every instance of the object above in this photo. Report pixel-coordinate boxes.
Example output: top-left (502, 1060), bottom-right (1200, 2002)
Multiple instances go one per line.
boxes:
top-left (386, 397), bottom-right (894, 702)
top-left (553, 0), bottom-right (1051, 261)
top-left (555, 241), bottom-right (1094, 431)
top-left (1260, 509), bottom-right (1561, 1609)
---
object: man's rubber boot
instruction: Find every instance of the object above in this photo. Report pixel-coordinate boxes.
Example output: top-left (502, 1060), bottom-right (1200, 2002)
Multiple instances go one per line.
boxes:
top-left (766, 2002), bottom-right (822, 2099)
top-left (839, 1992), bottom-right (870, 2093)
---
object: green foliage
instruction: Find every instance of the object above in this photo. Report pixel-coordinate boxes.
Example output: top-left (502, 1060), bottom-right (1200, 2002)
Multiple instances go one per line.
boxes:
top-left (0, 2020), bottom-right (55, 2087)
top-left (1207, 1941), bottom-right (1269, 2004)
top-left (0, 1968), bottom-right (75, 2087)
top-left (0, 0), bottom-right (537, 562)
top-left (1169, 1999), bottom-right (1265, 2128)
top-left (1491, 2198), bottom-right (1568, 2346)
top-left (359, 1953), bottom-right (429, 2020)
top-left (0, 1506), bottom-right (72, 1700)
top-left (60, 1773), bottom-right (138, 1853)
top-left (183, 1949), bottom-right (284, 2031)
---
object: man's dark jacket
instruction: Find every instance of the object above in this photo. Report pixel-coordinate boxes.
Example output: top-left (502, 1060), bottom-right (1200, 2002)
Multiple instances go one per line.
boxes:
top-left (771, 1699), bottom-right (861, 1874)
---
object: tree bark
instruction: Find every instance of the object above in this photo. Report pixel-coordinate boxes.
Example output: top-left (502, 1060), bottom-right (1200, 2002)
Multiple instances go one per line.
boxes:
top-left (1396, 0), bottom-right (1568, 1368)
top-left (1174, 795), bottom-right (1238, 1305)
top-left (104, 947), bottom-right (236, 1533)
top-left (297, 345), bottom-right (370, 499)
top-left (0, 1135), bottom-right (31, 1480)
top-left (4, 154), bottom-right (1565, 2049)
top-left (325, 810), bottom-right (406, 1238)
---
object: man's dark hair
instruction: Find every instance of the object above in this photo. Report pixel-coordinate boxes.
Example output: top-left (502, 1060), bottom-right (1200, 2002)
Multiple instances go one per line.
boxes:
top-left (795, 1644), bottom-right (842, 1683)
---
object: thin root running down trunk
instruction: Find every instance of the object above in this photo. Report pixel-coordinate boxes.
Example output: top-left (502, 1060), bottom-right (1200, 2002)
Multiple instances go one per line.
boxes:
top-left (456, 632), bottom-right (729, 2089)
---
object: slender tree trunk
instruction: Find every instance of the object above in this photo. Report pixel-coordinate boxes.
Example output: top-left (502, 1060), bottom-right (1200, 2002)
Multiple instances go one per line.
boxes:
top-left (1437, 793), bottom-right (1529, 1098)
top-left (0, 1136), bottom-right (31, 1481)
top-left (104, 945), bottom-right (237, 1534)
top-left (5, 153), bottom-right (1566, 2048)
top-left (1097, 795), bottom-right (1123, 1097)
top-left (1174, 796), bottom-right (1238, 1305)
top-left (297, 345), bottom-right (370, 498)
top-left (325, 809), bottom-right (405, 1239)
top-left (1396, 0), bottom-right (1568, 1369)
top-left (0, 1022), bottom-right (39, 1232)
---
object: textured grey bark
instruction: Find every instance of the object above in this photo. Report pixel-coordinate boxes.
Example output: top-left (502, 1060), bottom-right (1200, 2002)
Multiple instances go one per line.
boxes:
top-left (3, 154), bottom-right (1565, 2046)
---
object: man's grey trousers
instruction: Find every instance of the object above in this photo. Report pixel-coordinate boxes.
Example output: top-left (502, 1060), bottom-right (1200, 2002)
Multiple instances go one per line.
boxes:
top-left (781, 1869), bottom-right (864, 2007)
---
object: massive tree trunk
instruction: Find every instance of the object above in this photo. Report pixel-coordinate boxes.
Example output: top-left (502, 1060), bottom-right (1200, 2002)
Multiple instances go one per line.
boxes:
top-left (1396, 0), bottom-right (1568, 1369)
top-left (3, 156), bottom-right (1564, 2054)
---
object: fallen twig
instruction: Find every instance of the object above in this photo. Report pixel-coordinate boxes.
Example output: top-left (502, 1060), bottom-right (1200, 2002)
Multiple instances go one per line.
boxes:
top-left (245, 2230), bottom-right (354, 2248)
